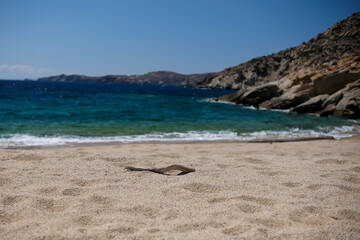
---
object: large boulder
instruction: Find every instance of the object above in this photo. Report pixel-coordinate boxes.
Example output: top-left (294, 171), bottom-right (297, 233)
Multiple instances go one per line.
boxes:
top-left (292, 94), bottom-right (329, 113)
top-left (259, 83), bottom-right (313, 110)
top-left (315, 79), bottom-right (360, 118)
top-left (237, 83), bottom-right (283, 107)
top-left (317, 104), bottom-right (337, 117)
top-left (215, 88), bottom-right (247, 102)
top-left (260, 91), bottom-right (310, 109)
top-left (333, 87), bottom-right (360, 119)
top-left (321, 90), bottom-right (344, 108)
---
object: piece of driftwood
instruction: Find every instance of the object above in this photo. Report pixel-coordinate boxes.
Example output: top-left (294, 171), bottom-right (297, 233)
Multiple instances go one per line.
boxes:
top-left (125, 164), bottom-right (195, 175)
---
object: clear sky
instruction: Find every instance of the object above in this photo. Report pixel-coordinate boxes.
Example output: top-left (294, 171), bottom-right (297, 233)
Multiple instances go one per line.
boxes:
top-left (0, 0), bottom-right (359, 80)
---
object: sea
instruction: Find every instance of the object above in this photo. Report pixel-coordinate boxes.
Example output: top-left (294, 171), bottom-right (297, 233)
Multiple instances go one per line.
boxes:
top-left (1, 80), bottom-right (359, 148)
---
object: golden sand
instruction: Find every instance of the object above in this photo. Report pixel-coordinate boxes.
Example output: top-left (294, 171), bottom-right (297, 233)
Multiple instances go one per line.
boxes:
top-left (1, 139), bottom-right (360, 239)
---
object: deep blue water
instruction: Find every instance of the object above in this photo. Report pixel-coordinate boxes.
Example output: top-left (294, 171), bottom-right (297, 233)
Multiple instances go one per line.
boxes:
top-left (0, 80), bottom-right (359, 147)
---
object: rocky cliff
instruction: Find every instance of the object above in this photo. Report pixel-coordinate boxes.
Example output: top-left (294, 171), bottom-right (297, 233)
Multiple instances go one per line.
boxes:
top-left (38, 71), bottom-right (215, 86)
top-left (199, 12), bottom-right (360, 90)
top-left (211, 12), bottom-right (360, 119)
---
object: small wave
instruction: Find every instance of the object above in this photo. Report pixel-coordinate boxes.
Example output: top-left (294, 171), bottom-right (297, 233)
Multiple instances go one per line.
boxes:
top-left (259, 107), bottom-right (292, 113)
top-left (0, 125), bottom-right (359, 148)
top-left (201, 99), bottom-right (291, 112)
top-left (199, 98), bottom-right (236, 105)
top-left (241, 105), bottom-right (257, 110)
top-left (0, 131), bottom-right (239, 148)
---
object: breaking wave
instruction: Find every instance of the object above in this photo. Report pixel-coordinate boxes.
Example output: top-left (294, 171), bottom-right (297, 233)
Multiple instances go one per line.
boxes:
top-left (1, 125), bottom-right (359, 148)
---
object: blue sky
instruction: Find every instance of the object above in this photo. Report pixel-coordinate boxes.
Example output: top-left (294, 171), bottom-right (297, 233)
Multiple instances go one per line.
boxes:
top-left (0, 0), bottom-right (359, 80)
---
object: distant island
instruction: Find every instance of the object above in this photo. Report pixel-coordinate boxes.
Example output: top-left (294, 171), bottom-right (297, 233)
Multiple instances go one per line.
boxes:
top-left (37, 71), bottom-right (215, 87)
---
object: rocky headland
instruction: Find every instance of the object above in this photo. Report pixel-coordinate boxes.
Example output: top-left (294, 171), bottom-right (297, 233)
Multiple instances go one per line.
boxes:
top-left (203, 12), bottom-right (360, 119)
top-left (38, 71), bottom-right (215, 87)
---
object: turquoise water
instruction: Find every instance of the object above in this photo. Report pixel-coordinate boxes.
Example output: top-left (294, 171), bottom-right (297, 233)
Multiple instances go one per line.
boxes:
top-left (0, 80), bottom-right (359, 148)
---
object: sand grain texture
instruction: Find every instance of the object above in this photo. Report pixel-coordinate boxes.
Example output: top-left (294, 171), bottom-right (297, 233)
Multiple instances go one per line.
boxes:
top-left (1, 140), bottom-right (360, 239)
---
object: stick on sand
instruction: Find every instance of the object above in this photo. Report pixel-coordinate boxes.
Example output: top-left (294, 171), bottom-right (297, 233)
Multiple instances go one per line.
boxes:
top-left (125, 164), bottom-right (195, 175)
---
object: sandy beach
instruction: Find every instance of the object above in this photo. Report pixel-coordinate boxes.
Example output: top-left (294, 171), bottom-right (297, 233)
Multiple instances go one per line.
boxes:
top-left (1, 139), bottom-right (360, 239)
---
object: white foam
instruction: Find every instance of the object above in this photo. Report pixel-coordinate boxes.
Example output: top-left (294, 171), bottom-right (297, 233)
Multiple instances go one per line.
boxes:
top-left (201, 99), bottom-right (292, 112)
top-left (259, 107), bottom-right (292, 113)
top-left (241, 105), bottom-right (257, 110)
top-left (1, 125), bottom-right (359, 148)
top-left (0, 131), bottom-right (240, 148)
top-left (198, 98), bottom-right (236, 105)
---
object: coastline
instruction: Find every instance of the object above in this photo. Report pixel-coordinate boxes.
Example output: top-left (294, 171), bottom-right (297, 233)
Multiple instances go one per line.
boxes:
top-left (1, 139), bottom-right (360, 239)
top-left (0, 135), bottom-right (339, 150)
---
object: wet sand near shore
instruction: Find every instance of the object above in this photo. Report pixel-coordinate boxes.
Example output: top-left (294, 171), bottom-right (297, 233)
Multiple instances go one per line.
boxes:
top-left (1, 139), bottom-right (360, 239)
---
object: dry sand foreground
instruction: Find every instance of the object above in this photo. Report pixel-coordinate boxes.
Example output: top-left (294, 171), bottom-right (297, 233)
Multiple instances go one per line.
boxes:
top-left (1, 139), bottom-right (360, 239)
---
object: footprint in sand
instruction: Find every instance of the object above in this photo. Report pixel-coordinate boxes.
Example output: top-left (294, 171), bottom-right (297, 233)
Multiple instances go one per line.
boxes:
top-left (71, 179), bottom-right (91, 187)
top-left (235, 203), bottom-right (261, 214)
top-left (334, 184), bottom-right (360, 193)
top-left (62, 188), bottom-right (83, 196)
top-left (209, 195), bottom-right (276, 207)
top-left (282, 182), bottom-right (302, 188)
top-left (222, 225), bottom-right (250, 236)
top-left (338, 209), bottom-right (360, 222)
top-left (208, 197), bottom-right (230, 204)
top-left (106, 226), bottom-right (136, 237)
top-left (121, 205), bottom-right (159, 219)
top-left (237, 195), bottom-right (276, 207)
top-left (288, 206), bottom-right (323, 224)
top-left (315, 159), bottom-right (347, 164)
top-left (113, 162), bottom-right (133, 168)
top-left (33, 198), bottom-right (64, 212)
top-left (164, 210), bottom-right (180, 220)
top-left (0, 177), bottom-right (11, 186)
top-left (303, 206), bottom-right (321, 214)
top-left (343, 176), bottom-right (360, 184)
top-left (14, 153), bottom-right (45, 161)
top-left (147, 228), bottom-right (160, 233)
top-left (38, 187), bottom-right (58, 195)
top-left (244, 158), bottom-right (267, 165)
top-left (148, 153), bottom-right (181, 159)
top-left (307, 184), bottom-right (324, 191)
top-left (182, 183), bottom-right (221, 193)
top-left (90, 195), bottom-right (113, 205)
top-left (251, 218), bottom-right (284, 228)
top-left (175, 223), bottom-right (207, 233)
top-left (258, 171), bottom-right (281, 176)
top-left (320, 173), bottom-right (333, 178)
top-left (101, 156), bottom-right (128, 162)
top-left (216, 164), bottom-right (230, 169)
top-left (291, 193), bottom-right (307, 199)
top-left (1, 196), bottom-right (23, 206)
top-left (73, 215), bottom-right (93, 226)
top-left (175, 222), bottom-right (223, 233)
top-left (0, 209), bottom-right (23, 224)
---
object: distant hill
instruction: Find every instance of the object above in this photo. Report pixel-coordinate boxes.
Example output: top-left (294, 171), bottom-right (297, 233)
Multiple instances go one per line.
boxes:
top-left (38, 71), bottom-right (215, 86)
top-left (197, 12), bottom-right (360, 90)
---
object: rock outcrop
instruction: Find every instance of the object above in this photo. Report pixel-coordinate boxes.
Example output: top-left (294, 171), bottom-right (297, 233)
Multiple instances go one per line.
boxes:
top-left (217, 84), bottom-right (282, 107)
top-left (210, 12), bottom-right (360, 119)
top-left (198, 12), bottom-right (360, 90)
top-left (38, 71), bottom-right (215, 87)
top-left (292, 94), bottom-right (329, 113)
top-left (331, 80), bottom-right (360, 119)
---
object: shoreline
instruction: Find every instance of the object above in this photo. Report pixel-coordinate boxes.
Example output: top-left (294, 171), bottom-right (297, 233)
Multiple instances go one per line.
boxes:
top-left (0, 135), bottom-right (344, 150)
